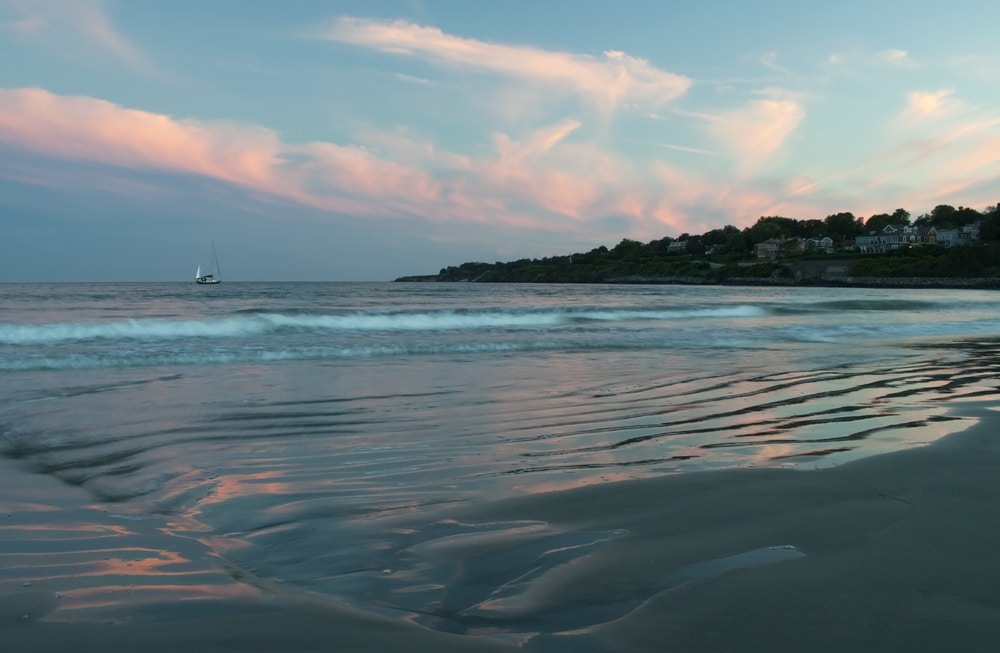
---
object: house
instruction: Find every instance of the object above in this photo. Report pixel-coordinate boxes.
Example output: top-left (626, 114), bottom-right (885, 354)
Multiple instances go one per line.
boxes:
top-left (913, 226), bottom-right (938, 245)
top-left (755, 237), bottom-right (804, 260)
top-left (961, 221), bottom-right (981, 243)
top-left (855, 221), bottom-right (981, 253)
top-left (935, 222), bottom-right (980, 247)
top-left (806, 236), bottom-right (834, 254)
top-left (755, 239), bottom-right (781, 259)
top-left (666, 240), bottom-right (688, 255)
top-left (856, 224), bottom-right (916, 253)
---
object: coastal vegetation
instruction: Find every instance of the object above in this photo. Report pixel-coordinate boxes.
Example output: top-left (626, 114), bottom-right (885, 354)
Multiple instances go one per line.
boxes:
top-left (396, 203), bottom-right (1000, 285)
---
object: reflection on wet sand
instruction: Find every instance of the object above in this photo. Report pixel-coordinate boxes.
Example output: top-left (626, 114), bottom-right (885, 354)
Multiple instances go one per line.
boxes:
top-left (0, 471), bottom-right (260, 622)
top-left (3, 339), bottom-right (1000, 651)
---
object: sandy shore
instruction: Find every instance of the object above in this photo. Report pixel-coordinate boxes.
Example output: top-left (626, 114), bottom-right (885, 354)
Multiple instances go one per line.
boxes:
top-left (470, 402), bottom-right (1000, 652)
top-left (4, 403), bottom-right (1000, 652)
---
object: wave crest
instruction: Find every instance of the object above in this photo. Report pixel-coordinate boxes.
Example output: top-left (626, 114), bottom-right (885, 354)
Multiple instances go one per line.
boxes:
top-left (0, 305), bottom-right (767, 345)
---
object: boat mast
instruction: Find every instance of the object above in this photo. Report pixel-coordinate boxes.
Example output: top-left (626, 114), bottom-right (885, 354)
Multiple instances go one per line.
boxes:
top-left (211, 241), bottom-right (221, 279)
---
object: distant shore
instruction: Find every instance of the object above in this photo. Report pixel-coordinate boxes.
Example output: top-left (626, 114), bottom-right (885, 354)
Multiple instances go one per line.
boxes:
top-left (394, 274), bottom-right (1000, 290)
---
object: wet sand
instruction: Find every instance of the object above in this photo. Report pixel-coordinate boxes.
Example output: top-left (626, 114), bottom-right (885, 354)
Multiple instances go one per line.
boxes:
top-left (4, 403), bottom-right (1000, 652)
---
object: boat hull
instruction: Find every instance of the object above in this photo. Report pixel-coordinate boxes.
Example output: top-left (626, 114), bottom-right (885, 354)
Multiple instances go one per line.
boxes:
top-left (195, 276), bottom-right (221, 285)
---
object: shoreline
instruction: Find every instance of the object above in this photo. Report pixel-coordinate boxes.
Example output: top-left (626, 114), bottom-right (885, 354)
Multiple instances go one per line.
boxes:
top-left (456, 401), bottom-right (1000, 651)
top-left (4, 402), bottom-right (1000, 651)
top-left (394, 274), bottom-right (1000, 289)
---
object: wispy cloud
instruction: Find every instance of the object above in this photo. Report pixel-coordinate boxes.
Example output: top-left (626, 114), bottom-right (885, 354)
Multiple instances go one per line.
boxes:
top-left (812, 87), bottom-right (1000, 212)
top-left (0, 86), bottom-right (743, 243)
top-left (878, 48), bottom-right (914, 67)
top-left (703, 93), bottom-right (805, 172)
top-left (0, 88), bottom-right (618, 230)
top-left (393, 72), bottom-right (435, 85)
top-left (647, 161), bottom-right (819, 237)
top-left (886, 114), bottom-right (1000, 202)
top-left (0, 87), bottom-right (288, 191)
top-left (760, 51), bottom-right (792, 75)
top-left (657, 143), bottom-right (715, 156)
top-left (320, 17), bottom-right (691, 113)
top-left (1, 0), bottom-right (154, 75)
top-left (493, 120), bottom-right (581, 162)
top-left (3, 83), bottom-right (994, 257)
top-left (825, 47), bottom-right (916, 73)
top-left (896, 89), bottom-right (964, 124)
top-left (946, 54), bottom-right (1000, 83)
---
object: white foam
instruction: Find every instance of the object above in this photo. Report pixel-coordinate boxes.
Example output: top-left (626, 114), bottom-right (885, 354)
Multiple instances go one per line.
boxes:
top-left (0, 306), bottom-right (769, 346)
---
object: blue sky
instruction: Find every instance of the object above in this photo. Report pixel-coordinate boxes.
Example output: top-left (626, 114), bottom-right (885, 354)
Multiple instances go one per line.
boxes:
top-left (1, 0), bottom-right (998, 281)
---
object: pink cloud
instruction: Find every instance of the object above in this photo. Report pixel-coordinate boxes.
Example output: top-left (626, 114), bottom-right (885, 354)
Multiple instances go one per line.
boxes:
top-left (477, 121), bottom-right (648, 222)
top-left (321, 17), bottom-right (691, 112)
top-left (646, 161), bottom-right (820, 238)
top-left (790, 97), bottom-right (1000, 218)
top-left (0, 87), bottom-right (430, 217)
top-left (897, 119), bottom-right (1000, 205)
top-left (0, 86), bottom-right (839, 251)
top-left (896, 89), bottom-right (963, 124)
top-left (0, 87), bottom-right (629, 231)
top-left (492, 120), bottom-right (582, 162)
top-left (705, 95), bottom-right (805, 172)
top-left (846, 94), bottom-right (1000, 200)
top-left (0, 87), bottom-right (281, 185)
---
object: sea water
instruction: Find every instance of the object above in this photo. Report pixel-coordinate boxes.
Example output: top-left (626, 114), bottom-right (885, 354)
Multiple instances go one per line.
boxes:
top-left (2, 282), bottom-right (1000, 634)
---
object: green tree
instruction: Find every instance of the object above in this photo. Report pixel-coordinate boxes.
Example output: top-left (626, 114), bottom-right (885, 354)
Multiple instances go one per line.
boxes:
top-left (797, 219), bottom-right (826, 239)
top-left (685, 235), bottom-right (706, 256)
top-left (702, 225), bottom-right (746, 255)
top-left (724, 228), bottom-right (748, 255)
top-left (914, 204), bottom-right (981, 229)
top-left (980, 205), bottom-right (1000, 241)
top-left (864, 213), bottom-right (893, 232)
top-left (953, 206), bottom-right (983, 227)
top-left (647, 237), bottom-right (674, 254)
top-left (748, 216), bottom-right (796, 243)
top-left (823, 212), bottom-right (862, 241)
top-left (927, 204), bottom-right (957, 227)
top-left (864, 208), bottom-right (909, 233)
top-left (610, 238), bottom-right (643, 260)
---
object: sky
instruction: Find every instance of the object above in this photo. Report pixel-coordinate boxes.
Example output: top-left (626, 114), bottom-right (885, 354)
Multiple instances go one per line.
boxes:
top-left (1, 1), bottom-right (999, 281)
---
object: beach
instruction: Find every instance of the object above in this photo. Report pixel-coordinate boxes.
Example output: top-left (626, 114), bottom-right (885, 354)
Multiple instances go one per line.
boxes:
top-left (3, 282), bottom-right (1000, 651)
top-left (4, 401), bottom-right (1000, 651)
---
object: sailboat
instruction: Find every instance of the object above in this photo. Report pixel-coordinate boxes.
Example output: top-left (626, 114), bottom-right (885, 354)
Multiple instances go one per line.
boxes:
top-left (195, 241), bottom-right (222, 284)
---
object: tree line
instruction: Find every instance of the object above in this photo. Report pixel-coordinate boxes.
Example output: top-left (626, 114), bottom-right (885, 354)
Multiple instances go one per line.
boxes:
top-left (400, 203), bottom-right (1000, 283)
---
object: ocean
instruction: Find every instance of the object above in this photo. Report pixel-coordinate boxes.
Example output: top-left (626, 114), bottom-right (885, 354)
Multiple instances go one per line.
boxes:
top-left (3, 281), bottom-right (1000, 648)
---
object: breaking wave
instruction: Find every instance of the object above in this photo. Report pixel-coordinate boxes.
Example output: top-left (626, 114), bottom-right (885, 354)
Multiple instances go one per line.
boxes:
top-left (2, 292), bottom-right (995, 373)
top-left (0, 306), bottom-right (766, 346)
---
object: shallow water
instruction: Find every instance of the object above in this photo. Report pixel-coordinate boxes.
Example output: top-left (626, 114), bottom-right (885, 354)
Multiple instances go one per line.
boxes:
top-left (2, 282), bottom-right (1000, 643)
